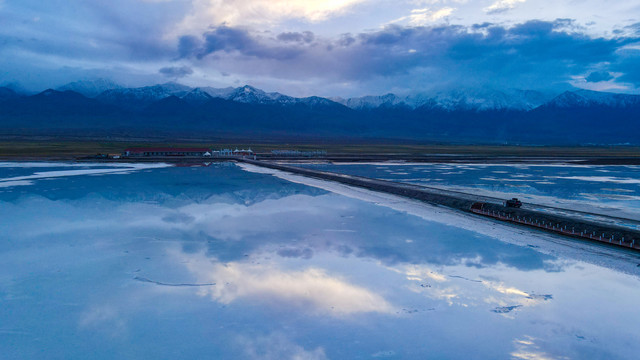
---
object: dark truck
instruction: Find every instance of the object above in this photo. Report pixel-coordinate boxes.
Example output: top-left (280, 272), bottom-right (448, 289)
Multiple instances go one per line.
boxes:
top-left (505, 198), bottom-right (523, 208)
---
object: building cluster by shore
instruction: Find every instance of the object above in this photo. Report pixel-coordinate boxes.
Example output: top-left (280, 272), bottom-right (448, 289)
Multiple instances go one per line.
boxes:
top-left (120, 147), bottom-right (254, 158)
top-left (90, 147), bottom-right (330, 159)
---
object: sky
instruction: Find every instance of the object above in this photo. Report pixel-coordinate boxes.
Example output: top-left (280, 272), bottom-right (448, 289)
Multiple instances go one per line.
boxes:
top-left (0, 0), bottom-right (639, 97)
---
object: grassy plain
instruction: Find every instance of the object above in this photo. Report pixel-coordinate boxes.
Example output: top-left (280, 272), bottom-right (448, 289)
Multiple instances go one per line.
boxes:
top-left (1, 140), bottom-right (640, 161)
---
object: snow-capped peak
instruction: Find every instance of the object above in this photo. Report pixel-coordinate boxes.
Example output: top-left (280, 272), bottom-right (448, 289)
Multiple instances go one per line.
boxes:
top-left (222, 85), bottom-right (293, 105)
top-left (181, 88), bottom-right (213, 104)
top-left (336, 93), bottom-right (407, 109)
top-left (57, 78), bottom-right (122, 98)
top-left (156, 82), bottom-right (192, 94)
top-left (201, 86), bottom-right (236, 99)
top-left (341, 88), bottom-right (554, 111)
top-left (546, 89), bottom-right (640, 108)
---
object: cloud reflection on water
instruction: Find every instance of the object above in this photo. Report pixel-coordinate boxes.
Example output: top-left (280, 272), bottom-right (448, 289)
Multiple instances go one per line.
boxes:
top-left (511, 336), bottom-right (557, 360)
top-left (174, 250), bottom-right (395, 316)
top-left (235, 333), bottom-right (328, 360)
top-left (392, 262), bottom-right (555, 312)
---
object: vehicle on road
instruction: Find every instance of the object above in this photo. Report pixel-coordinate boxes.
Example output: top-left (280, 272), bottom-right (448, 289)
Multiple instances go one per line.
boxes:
top-left (505, 198), bottom-right (522, 208)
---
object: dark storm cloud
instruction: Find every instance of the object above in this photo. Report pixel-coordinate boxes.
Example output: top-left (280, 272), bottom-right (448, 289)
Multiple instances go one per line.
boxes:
top-left (179, 20), bottom-right (639, 91)
top-left (159, 66), bottom-right (194, 78)
top-left (178, 35), bottom-right (202, 58)
top-left (181, 26), bottom-right (305, 61)
top-left (585, 70), bottom-right (614, 82)
top-left (612, 47), bottom-right (640, 84)
top-left (277, 31), bottom-right (315, 43)
top-left (355, 20), bottom-right (618, 68)
top-left (337, 34), bottom-right (356, 47)
top-left (627, 22), bottom-right (640, 34)
top-left (202, 26), bottom-right (256, 54)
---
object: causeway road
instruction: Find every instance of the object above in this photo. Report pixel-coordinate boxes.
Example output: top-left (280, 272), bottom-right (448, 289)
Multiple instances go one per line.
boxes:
top-left (240, 158), bottom-right (640, 251)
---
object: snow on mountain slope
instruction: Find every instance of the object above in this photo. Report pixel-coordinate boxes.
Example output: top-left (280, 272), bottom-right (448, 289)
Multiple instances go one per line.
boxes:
top-left (547, 90), bottom-right (640, 108)
top-left (340, 88), bottom-right (553, 111)
top-left (417, 88), bottom-right (551, 111)
top-left (201, 86), bottom-right (235, 98)
top-left (57, 79), bottom-right (122, 98)
top-left (226, 85), bottom-right (295, 104)
top-left (69, 80), bottom-right (640, 112)
top-left (181, 88), bottom-right (213, 104)
top-left (96, 82), bottom-right (192, 109)
top-left (297, 96), bottom-right (345, 108)
top-left (333, 93), bottom-right (408, 109)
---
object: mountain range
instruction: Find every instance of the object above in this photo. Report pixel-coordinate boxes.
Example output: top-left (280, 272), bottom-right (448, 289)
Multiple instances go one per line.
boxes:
top-left (0, 80), bottom-right (639, 144)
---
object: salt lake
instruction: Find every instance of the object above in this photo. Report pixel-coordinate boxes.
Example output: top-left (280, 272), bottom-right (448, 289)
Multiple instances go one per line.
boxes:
top-left (1, 161), bottom-right (639, 359)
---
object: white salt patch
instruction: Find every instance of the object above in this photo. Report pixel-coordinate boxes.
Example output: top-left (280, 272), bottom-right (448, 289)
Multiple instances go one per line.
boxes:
top-left (547, 176), bottom-right (640, 185)
top-left (0, 180), bottom-right (33, 188)
top-left (602, 188), bottom-right (635, 193)
top-left (380, 178), bottom-right (431, 182)
top-left (580, 193), bottom-right (640, 201)
top-left (319, 162), bottom-right (429, 166)
top-left (510, 174), bottom-right (533, 178)
top-left (0, 162), bottom-right (167, 168)
top-left (0, 163), bottom-right (172, 188)
top-left (480, 177), bottom-right (537, 182)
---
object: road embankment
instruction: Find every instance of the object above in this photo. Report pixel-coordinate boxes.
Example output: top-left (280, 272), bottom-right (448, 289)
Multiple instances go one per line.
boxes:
top-left (240, 159), bottom-right (640, 252)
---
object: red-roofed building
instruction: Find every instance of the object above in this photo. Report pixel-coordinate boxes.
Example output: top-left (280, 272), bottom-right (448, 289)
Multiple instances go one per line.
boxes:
top-left (124, 147), bottom-right (211, 157)
top-left (232, 148), bottom-right (254, 156)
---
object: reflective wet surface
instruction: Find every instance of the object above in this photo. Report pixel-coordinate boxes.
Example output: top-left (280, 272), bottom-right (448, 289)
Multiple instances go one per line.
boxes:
top-left (1, 162), bottom-right (639, 359)
top-left (298, 162), bottom-right (640, 222)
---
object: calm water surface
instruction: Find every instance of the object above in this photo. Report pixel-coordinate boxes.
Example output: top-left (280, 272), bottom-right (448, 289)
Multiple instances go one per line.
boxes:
top-left (299, 162), bottom-right (640, 221)
top-left (1, 162), bottom-right (639, 359)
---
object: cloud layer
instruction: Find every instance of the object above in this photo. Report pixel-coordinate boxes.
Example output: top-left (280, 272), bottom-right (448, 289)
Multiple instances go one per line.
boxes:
top-left (0, 0), bottom-right (639, 95)
top-left (177, 20), bottom-right (639, 95)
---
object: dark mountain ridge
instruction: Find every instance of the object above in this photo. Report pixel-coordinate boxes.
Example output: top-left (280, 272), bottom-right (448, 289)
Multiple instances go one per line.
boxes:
top-left (0, 83), bottom-right (638, 144)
